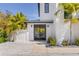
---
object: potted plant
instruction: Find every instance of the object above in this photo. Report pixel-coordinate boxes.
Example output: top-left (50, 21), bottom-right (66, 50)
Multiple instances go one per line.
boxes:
top-left (62, 40), bottom-right (69, 46)
top-left (75, 38), bottom-right (79, 46)
top-left (48, 37), bottom-right (56, 46)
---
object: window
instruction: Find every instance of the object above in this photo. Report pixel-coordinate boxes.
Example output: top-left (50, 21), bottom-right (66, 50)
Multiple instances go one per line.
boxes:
top-left (38, 3), bottom-right (40, 16)
top-left (44, 3), bottom-right (49, 13)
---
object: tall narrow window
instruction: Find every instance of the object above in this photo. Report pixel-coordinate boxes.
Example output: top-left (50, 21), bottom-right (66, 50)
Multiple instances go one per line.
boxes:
top-left (44, 3), bottom-right (49, 13)
top-left (38, 3), bottom-right (40, 17)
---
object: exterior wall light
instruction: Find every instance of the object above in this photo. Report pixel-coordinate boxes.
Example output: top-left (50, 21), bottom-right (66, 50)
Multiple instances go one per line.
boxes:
top-left (47, 25), bottom-right (49, 27)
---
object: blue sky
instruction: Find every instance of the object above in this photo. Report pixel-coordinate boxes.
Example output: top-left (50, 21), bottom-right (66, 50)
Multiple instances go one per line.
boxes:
top-left (0, 3), bottom-right (38, 20)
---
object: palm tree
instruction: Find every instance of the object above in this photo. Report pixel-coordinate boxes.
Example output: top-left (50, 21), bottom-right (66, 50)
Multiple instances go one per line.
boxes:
top-left (15, 12), bottom-right (26, 29)
top-left (5, 12), bottom-right (27, 34)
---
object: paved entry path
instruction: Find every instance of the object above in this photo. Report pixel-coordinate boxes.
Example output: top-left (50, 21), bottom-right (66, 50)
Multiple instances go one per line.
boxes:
top-left (0, 42), bottom-right (79, 56)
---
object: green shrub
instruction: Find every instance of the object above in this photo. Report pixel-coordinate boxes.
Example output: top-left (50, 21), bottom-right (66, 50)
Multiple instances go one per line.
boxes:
top-left (48, 37), bottom-right (56, 46)
top-left (62, 40), bottom-right (69, 46)
top-left (75, 38), bottom-right (79, 46)
top-left (0, 37), bottom-right (7, 43)
top-left (0, 28), bottom-right (8, 43)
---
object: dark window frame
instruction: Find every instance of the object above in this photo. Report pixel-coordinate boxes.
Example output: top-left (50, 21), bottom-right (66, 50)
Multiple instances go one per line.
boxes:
top-left (34, 24), bottom-right (46, 40)
top-left (44, 3), bottom-right (49, 13)
top-left (38, 3), bottom-right (40, 17)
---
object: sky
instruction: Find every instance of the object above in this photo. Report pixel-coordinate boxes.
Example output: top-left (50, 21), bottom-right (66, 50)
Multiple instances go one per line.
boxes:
top-left (0, 3), bottom-right (38, 20)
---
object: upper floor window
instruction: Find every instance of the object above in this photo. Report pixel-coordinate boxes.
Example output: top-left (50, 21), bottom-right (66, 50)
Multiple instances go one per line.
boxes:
top-left (44, 3), bottom-right (49, 13)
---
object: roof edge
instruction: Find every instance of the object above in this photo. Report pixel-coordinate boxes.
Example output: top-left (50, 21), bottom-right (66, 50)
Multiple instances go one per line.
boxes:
top-left (24, 20), bottom-right (53, 23)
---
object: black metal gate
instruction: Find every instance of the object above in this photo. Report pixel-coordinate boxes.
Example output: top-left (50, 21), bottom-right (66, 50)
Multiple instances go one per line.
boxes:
top-left (34, 24), bottom-right (46, 40)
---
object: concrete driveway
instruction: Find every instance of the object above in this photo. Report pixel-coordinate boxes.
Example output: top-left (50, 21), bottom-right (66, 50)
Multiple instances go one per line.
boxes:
top-left (0, 42), bottom-right (79, 56)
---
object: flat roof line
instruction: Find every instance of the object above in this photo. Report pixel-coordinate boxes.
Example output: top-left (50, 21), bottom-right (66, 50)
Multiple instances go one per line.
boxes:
top-left (24, 21), bottom-right (53, 23)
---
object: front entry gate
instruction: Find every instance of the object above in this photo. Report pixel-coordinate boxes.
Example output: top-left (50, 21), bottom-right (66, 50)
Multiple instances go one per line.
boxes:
top-left (34, 24), bottom-right (46, 41)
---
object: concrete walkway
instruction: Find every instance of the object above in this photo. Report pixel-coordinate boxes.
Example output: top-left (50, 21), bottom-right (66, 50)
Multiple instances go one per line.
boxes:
top-left (0, 42), bottom-right (79, 56)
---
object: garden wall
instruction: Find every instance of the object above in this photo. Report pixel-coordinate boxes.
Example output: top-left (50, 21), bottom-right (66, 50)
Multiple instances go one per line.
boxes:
top-left (71, 22), bottom-right (79, 44)
top-left (64, 22), bottom-right (79, 44)
top-left (10, 30), bottom-right (29, 43)
top-left (55, 8), bottom-right (79, 45)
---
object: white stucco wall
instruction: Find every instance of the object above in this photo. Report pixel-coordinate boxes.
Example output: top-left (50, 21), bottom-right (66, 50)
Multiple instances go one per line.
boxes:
top-left (71, 22), bottom-right (79, 44)
top-left (63, 22), bottom-right (70, 43)
top-left (40, 3), bottom-right (56, 21)
top-left (60, 22), bottom-right (79, 44)
top-left (46, 23), bottom-right (55, 41)
top-left (27, 23), bottom-right (34, 41)
top-left (15, 30), bottom-right (29, 43)
top-left (10, 30), bottom-right (29, 43)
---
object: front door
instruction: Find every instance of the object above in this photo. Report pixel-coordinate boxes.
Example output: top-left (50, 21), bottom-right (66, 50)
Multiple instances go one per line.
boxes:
top-left (34, 24), bottom-right (46, 40)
